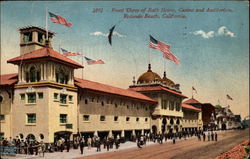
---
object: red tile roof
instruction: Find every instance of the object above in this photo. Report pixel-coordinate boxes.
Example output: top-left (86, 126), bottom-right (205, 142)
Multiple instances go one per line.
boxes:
top-left (7, 47), bottom-right (83, 68)
top-left (183, 98), bottom-right (201, 104)
top-left (128, 85), bottom-right (187, 98)
top-left (75, 78), bottom-right (157, 103)
top-left (182, 103), bottom-right (201, 111)
top-left (0, 73), bottom-right (18, 86)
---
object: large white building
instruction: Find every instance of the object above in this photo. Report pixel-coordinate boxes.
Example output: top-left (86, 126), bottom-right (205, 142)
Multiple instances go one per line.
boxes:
top-left (0, 26), bottom-right (199, 143)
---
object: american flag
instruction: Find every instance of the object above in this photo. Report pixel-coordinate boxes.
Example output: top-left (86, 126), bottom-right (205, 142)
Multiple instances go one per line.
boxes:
top-left (149, 35), bottom-right (180, 64)
top-left (61, 48), bottom-right (81, 56)
top-left (49, 12), bottom-right (72, 27)
top-left (84, 56), bottom-right (105, 65)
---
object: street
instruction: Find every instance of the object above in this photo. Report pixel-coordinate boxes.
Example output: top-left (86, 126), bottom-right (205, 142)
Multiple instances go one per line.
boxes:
top-left (78, 129), bottom-right (249, 159)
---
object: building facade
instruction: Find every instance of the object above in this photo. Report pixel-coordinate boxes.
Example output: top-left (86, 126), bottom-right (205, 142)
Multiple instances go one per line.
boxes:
top-left (182, 103), bottom-right (202, 131)
top-left (0, 26), bottom-right (203, 143)
top-left (129, 65), bottom-right (187, 134)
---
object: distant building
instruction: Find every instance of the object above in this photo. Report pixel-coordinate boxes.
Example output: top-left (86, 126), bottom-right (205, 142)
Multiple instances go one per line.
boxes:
top-left (181, 103), bottom-right (202, 132)
top-left (215, 105), bottom-right (241, 130)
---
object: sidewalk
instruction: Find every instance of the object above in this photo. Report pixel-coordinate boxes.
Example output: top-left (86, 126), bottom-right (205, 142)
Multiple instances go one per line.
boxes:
top-left (1, 130), bottom-right (228, 159)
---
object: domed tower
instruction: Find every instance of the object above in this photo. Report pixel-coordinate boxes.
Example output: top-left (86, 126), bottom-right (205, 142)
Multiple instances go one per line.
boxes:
top-left (137, 64), bottom-right (162, 84)
top-left (129, 64), bottom-right (187, 135)
top-left (161, 71), bottom-right (175, 87)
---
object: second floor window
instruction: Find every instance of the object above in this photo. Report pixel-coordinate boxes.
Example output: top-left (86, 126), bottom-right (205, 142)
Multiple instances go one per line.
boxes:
top-left (83, 115), bottom-right (90, 121)
top-left (27, 93), bottom-right (36, 103)
top-left (60, 94), bottom-right (67, 104)
top-left (27, 114), bottom-right (36, 123)
top-left (60, 114), bottom-right (67, 123)
top-left (100, 116), bottom-right (105, 121)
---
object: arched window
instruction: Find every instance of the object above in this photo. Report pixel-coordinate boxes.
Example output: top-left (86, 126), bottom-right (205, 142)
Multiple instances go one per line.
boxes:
top-left (56, 69), bottom-right (69, 84)
top-left (26, 134), bottom-right (36, 141)
top-left (26, 66), bottom-right (40, 83)
top-left (170, 119), bottom-right (174, 125)
top-left (40, 134), bottom-right (44, 139)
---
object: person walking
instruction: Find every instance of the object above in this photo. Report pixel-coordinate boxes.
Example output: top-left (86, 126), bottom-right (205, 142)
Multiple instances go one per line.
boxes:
top-left (211, 132), bottom-right (214, 141)
top-left (79, 138), bottom-right (84, 154)
top-left (87, 136), bottom-right (92, 149)
top-left (215, 132), bottom-right (218, 141)
top-left (173, 135), bottom-right (176, 144)
top-left (96, 137), bottom-right (101, 152)
top-left (203, 133), bottom-right (206, 141)
top-left (66, 139), bottom-right (70, 152)
top-left (208, 132), bottom-right (210, 141)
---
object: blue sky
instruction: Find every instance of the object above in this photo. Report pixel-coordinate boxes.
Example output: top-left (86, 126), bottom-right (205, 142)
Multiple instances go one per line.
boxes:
top-left (1, 1), bottom-right (249, 118)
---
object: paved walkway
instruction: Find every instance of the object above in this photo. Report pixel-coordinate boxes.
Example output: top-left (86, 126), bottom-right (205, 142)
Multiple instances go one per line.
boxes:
top-left (1, 130), bottom-right (230, 159)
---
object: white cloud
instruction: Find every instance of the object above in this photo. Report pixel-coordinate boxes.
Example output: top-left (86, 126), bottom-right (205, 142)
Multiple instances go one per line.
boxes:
top-left (217, 26), bottom-right (236, 37)
top-left (193, 30), bottom-right (215, 39)
top-left (90, 31), bottom-right (108, 37)
top-left (193, 26), bottom-right (236, 39)
top-left (90, 31), bottom-right (126, 38)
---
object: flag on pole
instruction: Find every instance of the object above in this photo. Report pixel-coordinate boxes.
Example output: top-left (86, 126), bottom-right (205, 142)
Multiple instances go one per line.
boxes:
top-left (226, 94), bottom-right (233, 100)
top-left (61, 48), bottom-right (81, 56)
top-left (108, 25), bottom-right (116, 45)
top-left (149, 35), bottom-right (180, 64)
top-left (192, 86), bottom-right (197, 94)
top-left (49, 12), bottom-right (72, 27)
top-left (84, 56), bottom-right (105, 65)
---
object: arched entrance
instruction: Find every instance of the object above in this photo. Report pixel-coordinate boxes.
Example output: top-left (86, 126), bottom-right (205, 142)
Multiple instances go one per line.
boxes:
top-left (222, 123), bottom-right (227, 130)
top-left (26, 134), bottom-right (35, 142)
top-left (152, 125), bottom-right (157, 134)
top-left (161, 118), bottom-right (167, 134)
top-left (54, 131), bottom-right (72, 142)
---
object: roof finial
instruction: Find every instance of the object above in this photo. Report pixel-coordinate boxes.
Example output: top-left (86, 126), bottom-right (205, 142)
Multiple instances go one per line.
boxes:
top-left (148, 63), bottom-right (152, 72)
top-left (132, 76), bottom-right (136, 85)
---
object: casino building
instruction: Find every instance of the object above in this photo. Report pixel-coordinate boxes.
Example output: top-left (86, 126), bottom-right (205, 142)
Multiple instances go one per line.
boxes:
top-left (0, 26), bottom-right (190, 143)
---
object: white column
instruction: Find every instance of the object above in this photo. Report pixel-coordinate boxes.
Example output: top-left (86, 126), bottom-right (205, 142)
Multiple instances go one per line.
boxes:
top-left (121, 130), bottom-right (125, 137)
top-left (18, 66), bottom-right (21, 83)
top-left (41, 63), bottom-right (44, 81)
top-left (108, 130), bottom-right (112, 138)
top-left (94, 131), bottom-right (98, 137)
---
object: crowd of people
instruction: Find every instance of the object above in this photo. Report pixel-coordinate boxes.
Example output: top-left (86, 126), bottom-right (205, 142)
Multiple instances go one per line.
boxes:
top-left (0, 130), bottom-right (218, 157)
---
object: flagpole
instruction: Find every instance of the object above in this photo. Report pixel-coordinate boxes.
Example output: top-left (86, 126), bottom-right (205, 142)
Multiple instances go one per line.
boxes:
top-left (82, 46), bottom-right (84, 79)
top-left (59, 39), bottom-right (61, 53)
top-left (148, 46), bottom-right (151, 64)
top-left (46, 7), bottom-right (48, 40)
top-left (192, 87), bottom-right (193, 98)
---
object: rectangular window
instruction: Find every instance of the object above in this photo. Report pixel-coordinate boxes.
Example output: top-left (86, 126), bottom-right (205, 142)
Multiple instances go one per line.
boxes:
top-left (114, 116), bottom-right (118, 121)
top-left (38, 93), bottom-right (43, 99)
top-left (100, 116), bottom-right (105, 121)
top-left (20, 94), bottom-right (25, 100)
top-left (60, 94), bottom-right (67, 104)
top-left (136, 117), bottom-right (139, 122)
top-left (54, 93), bottom-right (58, 99)
top-left (0, 115), bottom-right (5, 121)
top-left (27, 114), bottom-right (36, 123)
top-left (69, 95), bottom-right (73, 102)
top-left (27, 93), bottom-right (36, 103)
top-left (83, 115), bottom-right (89, 121)
top-left (126, 117), bottom-right (130, 121)
top-left (60, 114), bottom-right (67, 123)
top-left (145, 118), bottom-right (148, 122)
